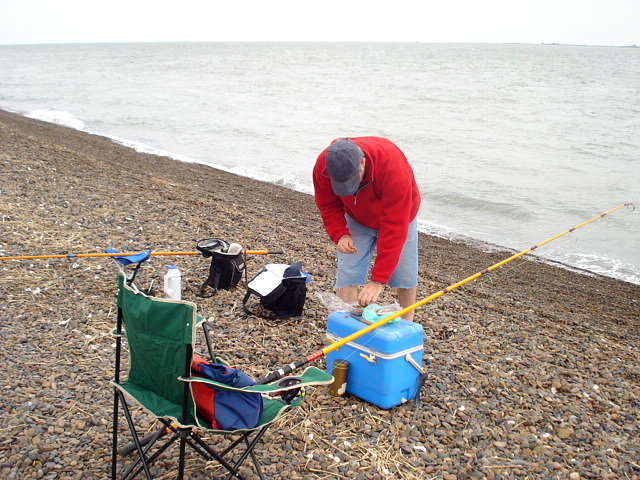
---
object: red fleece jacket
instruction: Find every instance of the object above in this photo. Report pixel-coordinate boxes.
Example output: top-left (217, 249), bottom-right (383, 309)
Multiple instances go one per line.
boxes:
top-left (313, 137), bottom-right (421, 284)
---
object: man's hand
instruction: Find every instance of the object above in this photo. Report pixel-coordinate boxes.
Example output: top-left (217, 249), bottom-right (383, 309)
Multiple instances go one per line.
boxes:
top-left (357, 281), bottom-right (384, 307)
top-left (337, 235), bottom-right (357, 254)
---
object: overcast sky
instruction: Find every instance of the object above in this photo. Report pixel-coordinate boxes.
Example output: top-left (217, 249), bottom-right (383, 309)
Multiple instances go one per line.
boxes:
top-left (1, 0), bottom-right (638, 46)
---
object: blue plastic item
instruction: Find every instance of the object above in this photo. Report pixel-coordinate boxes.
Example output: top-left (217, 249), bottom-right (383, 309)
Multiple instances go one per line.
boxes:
top-left (105, 248), bottom-right (151, 265)
top-left (325, 312), bottom-right (424, 409)
top-left (361, 303), bottom-right (400, 324)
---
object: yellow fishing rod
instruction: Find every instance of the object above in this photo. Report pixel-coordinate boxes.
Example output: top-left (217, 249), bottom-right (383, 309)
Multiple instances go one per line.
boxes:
top-left (258, 202), bottom-right (633, 384)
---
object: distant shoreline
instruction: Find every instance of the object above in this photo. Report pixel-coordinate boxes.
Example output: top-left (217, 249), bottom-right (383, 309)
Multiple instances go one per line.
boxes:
top-left (4, 106), bottom-right (636, 287)
top-left (1, 40), bottom-right (638, 48)
top-left (3, 106), bottom-right (637, 286)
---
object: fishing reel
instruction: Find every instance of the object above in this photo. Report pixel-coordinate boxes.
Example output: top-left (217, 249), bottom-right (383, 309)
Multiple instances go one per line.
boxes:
top-left (269, 376), bottom-right (304, 405)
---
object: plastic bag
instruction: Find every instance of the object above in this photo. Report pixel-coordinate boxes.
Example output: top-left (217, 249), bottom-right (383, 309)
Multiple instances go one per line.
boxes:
top-left (316, 291), bottom-right (363, 315)
top-left (316, 292), bottom-right (402, 323)
top-left (361, 302), bottom-right (402, 324)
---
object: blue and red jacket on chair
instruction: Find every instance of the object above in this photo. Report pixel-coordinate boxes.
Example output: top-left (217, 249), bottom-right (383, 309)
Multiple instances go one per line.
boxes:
top-left (191, 355), bottom-right (263, 430)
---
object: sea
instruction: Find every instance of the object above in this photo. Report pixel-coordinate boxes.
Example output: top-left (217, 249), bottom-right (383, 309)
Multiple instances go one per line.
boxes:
top-left (1, 42), bottom-right (638, 285)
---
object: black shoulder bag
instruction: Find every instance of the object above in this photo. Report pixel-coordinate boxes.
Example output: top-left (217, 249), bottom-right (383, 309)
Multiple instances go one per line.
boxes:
top-left (242, 262), bottom-right (308, 319)
top-left (196, 238), bottom-right (245, 297)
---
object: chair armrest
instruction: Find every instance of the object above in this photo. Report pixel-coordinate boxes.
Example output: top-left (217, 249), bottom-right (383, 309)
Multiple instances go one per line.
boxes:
top-left (180, 366), bottom-right (333, 395)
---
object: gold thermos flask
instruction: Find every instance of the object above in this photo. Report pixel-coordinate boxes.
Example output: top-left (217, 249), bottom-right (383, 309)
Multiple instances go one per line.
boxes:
top-left (329, 359), bottom-right (349, 397)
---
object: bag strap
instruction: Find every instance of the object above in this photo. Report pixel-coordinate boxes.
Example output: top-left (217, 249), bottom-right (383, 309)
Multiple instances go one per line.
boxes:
top-left (197, 270), bottom-right (221, 298)
top-left (242, 290), bottom-right (292, 320)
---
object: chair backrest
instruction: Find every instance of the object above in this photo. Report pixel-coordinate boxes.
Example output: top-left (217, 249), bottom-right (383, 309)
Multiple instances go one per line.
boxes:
top-left (117, 275), bottom-right (197, 412)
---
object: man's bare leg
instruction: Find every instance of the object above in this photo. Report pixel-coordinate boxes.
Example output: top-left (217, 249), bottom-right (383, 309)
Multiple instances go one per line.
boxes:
top-left (397, 287), bottom-right (417, 322)
top-left (336, 285), bottom-right (359, 304)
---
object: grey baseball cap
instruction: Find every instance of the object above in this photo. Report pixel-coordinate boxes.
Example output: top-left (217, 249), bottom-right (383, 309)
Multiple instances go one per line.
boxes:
top-left (325, 139), bottom-right (363, 197)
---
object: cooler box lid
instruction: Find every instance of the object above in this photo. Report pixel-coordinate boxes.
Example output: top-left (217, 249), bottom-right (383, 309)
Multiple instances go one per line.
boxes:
top-left (326, 311), bottom-right (423, 355)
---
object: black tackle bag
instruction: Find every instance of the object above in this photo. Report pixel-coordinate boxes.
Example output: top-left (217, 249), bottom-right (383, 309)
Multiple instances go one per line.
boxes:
top-left (242, 262), bottom-right (308, 319)
top-left (196, 238), bottom-right (245, 297)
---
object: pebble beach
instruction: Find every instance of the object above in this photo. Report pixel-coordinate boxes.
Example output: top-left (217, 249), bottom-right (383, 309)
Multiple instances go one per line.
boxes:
top-left (1, 108), bottom-right (638, 479)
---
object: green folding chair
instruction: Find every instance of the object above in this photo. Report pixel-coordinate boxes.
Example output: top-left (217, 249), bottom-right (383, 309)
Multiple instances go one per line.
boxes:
top-left (110, 274), bottom-right (332, 479)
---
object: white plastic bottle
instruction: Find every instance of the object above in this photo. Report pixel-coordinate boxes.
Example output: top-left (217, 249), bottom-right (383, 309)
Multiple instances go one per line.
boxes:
top-left (163, 265), bottom-right (182, 300)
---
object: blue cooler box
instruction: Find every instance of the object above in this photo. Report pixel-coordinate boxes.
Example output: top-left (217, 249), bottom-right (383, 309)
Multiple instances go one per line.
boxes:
top-left (326, 311), bottom-right (424, 409)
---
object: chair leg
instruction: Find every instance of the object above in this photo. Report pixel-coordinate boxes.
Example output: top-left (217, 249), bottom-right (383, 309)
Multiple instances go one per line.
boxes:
top-left (115, 391), bottom-right (183, 480)
top-left (178, 433), bottom-right (187, 480)
top-left (201, 321), bottom-right (216, 360)
top-left (112, 393), bottom-right (269, 480)
top-left (121, 419), bottom-right (241, 479)
top-left (118, 427), bottom-right (166, 457)
top-left (223, 426), bottom-right (270, 480)
top-left (123, 432), bottom-right (180, 480)
top-left (187, 431), bottom-right (245, 479)
top-left (246, 436), bottom-right (266, 480)
top-left (119, 391), bottom-right (154, 480)
top-left (111, 389), bottom-right (120, 480)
